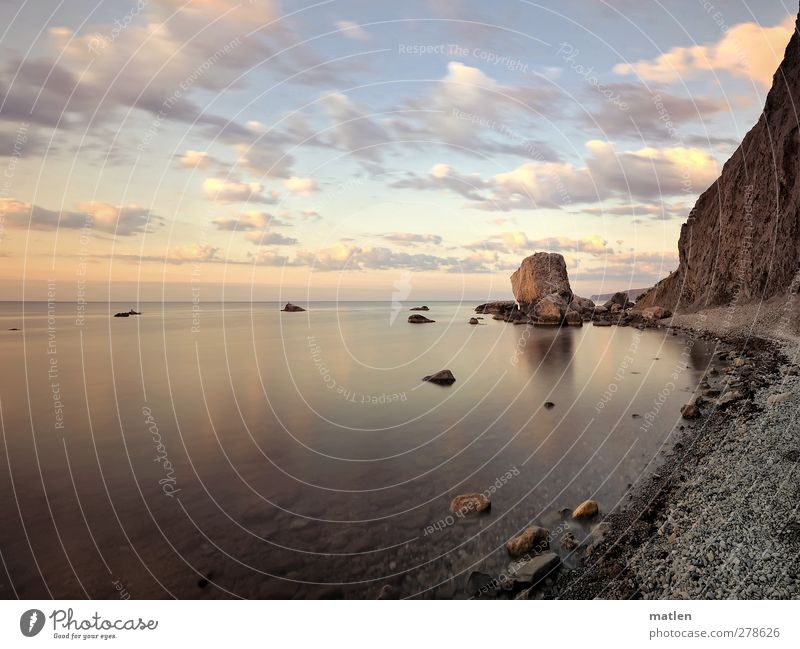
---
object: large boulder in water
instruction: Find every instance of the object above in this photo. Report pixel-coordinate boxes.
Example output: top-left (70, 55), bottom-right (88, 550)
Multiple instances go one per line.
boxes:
top-left (511, 252), bottom-right (573, 314)
top-left (282, 302), bottom-right (306, 312)
top-left (408, 314), bottom-right (435, 323)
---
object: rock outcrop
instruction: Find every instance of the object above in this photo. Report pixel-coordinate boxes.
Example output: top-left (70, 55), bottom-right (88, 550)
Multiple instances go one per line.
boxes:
top-left (511, 252), bottom-right (573, 315)
top-left (638, 8), bottom-right (800, 312)
top-left (282, 302), bottom-right (306, 312)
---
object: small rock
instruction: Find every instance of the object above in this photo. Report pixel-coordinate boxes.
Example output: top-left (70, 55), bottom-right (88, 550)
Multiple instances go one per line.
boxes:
top-left (449, 493), bottom-right (490, 516)
top-left (767, 392), bottom-right (791, 405)
top-left (511, 552), bottom-right (560, 584)
top-left (409, 306), bottom-right (429, 311)
top-left (505, 526), bottom-right (550, 558)
top-left (572, 499), bottom-right (599, 520)
top-left (408, 314), bottom-right (435, 323)
top-left (717, 390), bottom-right (744, 406)
top-left (544, 401), bottom-right (555, 409)
top-left (422, 369), bottom-right (456, 385)
top-left (469, 317), bottom-right (479, 325)
top-left (680, 403), bottom-right (701, 419)
top-left (560, 531), bottom-right (579, 551)
top-left (281, 302), bottom-right (306, 312)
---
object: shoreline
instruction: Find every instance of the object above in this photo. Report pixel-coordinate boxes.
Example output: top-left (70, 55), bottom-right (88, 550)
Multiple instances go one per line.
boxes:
top-left (554, 319), bottom-right (799, 599)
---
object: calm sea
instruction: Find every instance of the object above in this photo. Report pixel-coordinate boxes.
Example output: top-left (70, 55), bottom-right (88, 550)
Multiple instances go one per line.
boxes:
top-left (0, 301), bottom-right (716, 598)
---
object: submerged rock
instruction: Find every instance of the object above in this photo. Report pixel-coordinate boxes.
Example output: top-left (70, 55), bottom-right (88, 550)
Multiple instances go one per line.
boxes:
top-left (409, 306), bottom-right (429, 311)
top-left (282, 302), bottom-right (306, 312)
top-left (422, 369), bottom-right (456, 384)
top-left (449, 493), bottom-right (490, 515)
top-left (474, 300), bottom-right (515, 315)
top-left (408, 314), bottom-right (435, 323)
top-left (572, 499), bottom-right (599, 520)
top-left (505, 526), bottom-right (550, 558)
top-left (511, 551), bottom-right (560, 584)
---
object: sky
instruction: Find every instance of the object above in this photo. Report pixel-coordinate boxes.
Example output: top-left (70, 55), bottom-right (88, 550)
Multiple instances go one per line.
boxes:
top-left (0, 0), bottom-right (797, 302)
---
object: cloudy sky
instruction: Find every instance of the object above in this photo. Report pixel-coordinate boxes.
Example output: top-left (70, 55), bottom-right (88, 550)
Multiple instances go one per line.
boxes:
top-left (0, 0), bottom-right (796, 301)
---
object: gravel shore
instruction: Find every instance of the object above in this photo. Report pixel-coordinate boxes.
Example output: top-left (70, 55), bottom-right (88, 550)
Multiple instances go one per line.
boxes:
top-left (555, 309), bottom-right (800, 599)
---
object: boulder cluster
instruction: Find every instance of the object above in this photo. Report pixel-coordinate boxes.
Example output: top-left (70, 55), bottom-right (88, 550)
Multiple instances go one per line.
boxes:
top-left (477, 252), bottom-right (672, 327)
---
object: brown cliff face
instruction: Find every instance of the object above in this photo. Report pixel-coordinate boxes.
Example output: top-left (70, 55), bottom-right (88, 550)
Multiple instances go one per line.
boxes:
top-left (638, 10), bottom-right (800, 312)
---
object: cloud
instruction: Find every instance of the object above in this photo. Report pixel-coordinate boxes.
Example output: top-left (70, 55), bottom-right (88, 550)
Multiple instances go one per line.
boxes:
top-left (393, 140), bottom-right (720, 210)
top-left (381, 232), bottom-right (443, 246)
top-left (388, 62), bottom-right (563, 160)
top-left (578, 201), bottom-right (688, 220)
top-left (585, 83), bottom-right (728, 139)
top-left (0, 198), bottom-right (156, 235)
top-left (613, 15), bottom-right (794, 86)
top-left (284, 176), bottom-right (318, 195)
top-left (391, 164), bottom-right (492, 200)
top-left (319, 92), bottom-right (390, 162)
top-left (244, 231), bottom-right (298, 246)
top-left (578, 250), bottom-right (680, 283)
top-left (212, 210), bottom-right (287, 231)
top-left (203, 178), bottom-right (280, 203)
top-left (169, 243), bottom-right (220, 263)
top-left (179, 150), bottom-right (215, 169)
top-left (466, 231), bottom-right (613, 255)
top-left (335, 20), bottom-right (371, 41)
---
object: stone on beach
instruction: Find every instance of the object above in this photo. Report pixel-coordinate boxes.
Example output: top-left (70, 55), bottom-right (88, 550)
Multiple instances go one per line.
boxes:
top-left (408, 314), bottom-right (435, 323)
top-left (572, 499), bottom-right (599, 520)
top-left (717, 390), bottom-right (744, 406)
top-left (449, 493), bottom-right (490, 515)
top-left (642, 305), bottom-right (671, 320)
top-left (680, 403), bottom-right (701, 419)
top-left (422, 369), bottom-right (456, 384)
top-left (505, 526), bottom-right (550, 558)
top-left (767, 392), bottom-right (791, 404)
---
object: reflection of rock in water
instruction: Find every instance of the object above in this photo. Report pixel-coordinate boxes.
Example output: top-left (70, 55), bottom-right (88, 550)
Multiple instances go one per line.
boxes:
top-left (517, 327), bottom-right (575, 375)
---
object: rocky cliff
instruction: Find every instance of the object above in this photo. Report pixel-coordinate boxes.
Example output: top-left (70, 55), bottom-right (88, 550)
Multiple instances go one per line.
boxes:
top-left (638, 8), bottom-right (800, 312)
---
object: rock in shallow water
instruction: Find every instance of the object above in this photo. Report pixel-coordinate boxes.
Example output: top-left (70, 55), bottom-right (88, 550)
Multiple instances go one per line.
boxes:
top-left (422, 369), bottom-right (456, 385)
top-left (408, 314), bottom-right (435, 323)
top-left (281, 302), bottom-right (306, 312)
top-left (505, 526), bottom-right (550, 558)
top-left (572, 499), bottom-right (599, 519)
top-left (511, 551), bottom-right (560, 584)
top-left (449, 493), bottom-right (490, 515)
